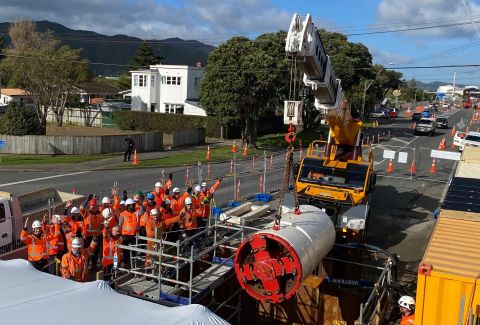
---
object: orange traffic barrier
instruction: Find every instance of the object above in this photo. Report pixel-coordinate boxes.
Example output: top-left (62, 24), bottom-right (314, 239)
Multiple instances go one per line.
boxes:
top-left (133, 149), bottom-right (139, 165)
top-left (242, 145), bottom-right (248, 156)
top-left (387, 159), bottom-right (393, 173)
top-left (231, 140), bottom-right (237, 154)
top-left (236, 180), bottom-right (241, 200)
top-left (229, 159), bottom-right (233, 175)
top-left (207, 162), bottom-right (211, 178)
top-left (430, 159), bottom-right (436, 173)
top-left (259, 174), bottom-right (263, 193)
top-left (206, 146), bottom-right (211, 161)
top-left (450, 126), bottom-right (456, 137)
top-left (410, 160), bottom-right (416, 174)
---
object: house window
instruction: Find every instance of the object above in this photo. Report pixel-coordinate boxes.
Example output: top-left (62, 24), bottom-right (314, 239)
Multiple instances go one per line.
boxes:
top-left (0, 203), bottom-right (5, 223)
top-left (162, 76), bottom-right (181, 85)
top-left (194, 77), bottom-right (201, 89)
top-left (138, 75), bottom-right (147, 87)
top-left (151, 75), bottom-right (155, 88)
top-left (164, 104), bottom-right (184, 114)
top-left (133, 75), bottom-right (139, 87)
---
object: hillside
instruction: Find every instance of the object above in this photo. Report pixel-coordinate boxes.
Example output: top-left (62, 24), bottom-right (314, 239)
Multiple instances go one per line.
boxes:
top-left (0, 21), bottom-right (215, 75)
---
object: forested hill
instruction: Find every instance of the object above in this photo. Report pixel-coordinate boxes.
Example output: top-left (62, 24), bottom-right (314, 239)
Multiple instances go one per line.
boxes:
top-left (0, 20), bottom-right (215, 75)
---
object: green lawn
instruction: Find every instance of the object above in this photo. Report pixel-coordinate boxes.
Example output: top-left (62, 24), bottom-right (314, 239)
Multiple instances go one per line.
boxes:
top-left (0, 154), bottom-right (108, 165)
top-left (257, 128), bottom-right (329, 149)
top-left (114, 145), bottom-right (270, 168)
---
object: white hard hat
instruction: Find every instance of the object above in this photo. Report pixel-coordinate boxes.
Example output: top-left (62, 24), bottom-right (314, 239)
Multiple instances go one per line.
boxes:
top-left (150, 208), bottom-right (158, 215)
top-left (125, 198), bottom-right (135, 205)
top-left (184, 197), bottom-right (192, 205)
top-left (102, 196), bottom-right (110, 204)
top-left (54, 214), bottom-right (62, 222)
top-left (201, 182), bottom-right (207, 187)
top-left (155, 182), bottom-right (162, 188)
top-left (120, 200), bottom-right (126, 205)
top-left (32, 220), bottom-right (42, 229)
top-left (102, 208), bottom-right (111, 219)
top-left (194, 185), bottom-right (201, 192)
top-left (71, 237), bottom-right (83, 248)
top-left (173, 187), bottom-right (180, 193)
top-left (70, 207), bottom-right (80, 214)
top-left (398, 296), bottom-right (415, 310)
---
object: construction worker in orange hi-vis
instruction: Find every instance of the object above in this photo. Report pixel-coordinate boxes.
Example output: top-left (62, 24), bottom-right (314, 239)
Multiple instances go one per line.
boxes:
top-left (81, 198), bottom-right (103, 269)
top-left (178, 197), bottom-right (198, 238)
top-left (118, 198), bottom-right (139, 267)
top-left (101, 225), bottom-right (122, 281)
top-left (60, 237), bottom-right (97, 282)
top-left (63, 204), bottom-right (84, 251)
top-left (139, 193), bottom-right (157, 237)
top-left (145, 208), bottom-right (163, 268)
top-left (152, 174), bottom-right (172, 207)
top-left (191, 185), bottom-right (205, 217)
top-left (102, 208), bottom-right (117, 229)
top-left (198, 177), bottom-right (222, 225)
top-left (166, 184), bottom-right (192, 216)
top-left (20, 216), bottom-right (58, 272)
top-left (43, 214), bottom-right (66, 275)
top-left (398, 296), bottom-right (415, 325)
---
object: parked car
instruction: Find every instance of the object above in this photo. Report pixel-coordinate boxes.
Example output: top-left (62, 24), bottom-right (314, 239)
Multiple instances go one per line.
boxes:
top-left (422, 110), bottom-right (432, 118)
top-left (459, 132), bottom-right (480, 152)
top-left (453, 131), bottom-right (467, 147)
top-left (435, 117), bottom-right (449, 129)
top-left (388, 108), bottom-right (398, 118)
top-left (412, 112), bottom-right (422, 121)
top-left (414, 118), bottom-right (436, 136)
top-left (370, 110), bottom-right (389, 119)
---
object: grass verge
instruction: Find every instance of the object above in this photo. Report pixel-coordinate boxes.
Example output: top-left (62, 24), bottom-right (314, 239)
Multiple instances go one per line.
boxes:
top-left (0, 154), bottom-right (109, 165)
top-left (113, 145), bottom-right (270, 168)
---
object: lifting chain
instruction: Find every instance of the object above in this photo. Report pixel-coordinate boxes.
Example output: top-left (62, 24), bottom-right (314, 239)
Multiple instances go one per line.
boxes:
top-left (274, 140), bottom-right (301, 231)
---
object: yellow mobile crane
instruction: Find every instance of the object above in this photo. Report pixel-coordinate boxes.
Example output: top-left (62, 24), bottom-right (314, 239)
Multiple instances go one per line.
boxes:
top-left (284, 14), bottom-right (375, 240)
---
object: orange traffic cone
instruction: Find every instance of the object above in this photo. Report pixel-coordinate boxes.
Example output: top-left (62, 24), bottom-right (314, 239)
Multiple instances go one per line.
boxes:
top-left (410, 160), bottom-right (416, 174)
top-left (387, 159), bottom-right (393, 173)
top-left (242, 145), bottom-right (248, 156)
top-left (451, 141), bottom-right (456, 149)
top-left (430, 158), bottom-right (436, 173)
top-left (133, 149), bottom-right (139, 165)
top-left (206, 146), bottom-right (211, 161)
top-left (231, 140), bottom-right (237, 154)
top-left (450, 126), bottom-right (456, 137)
top-left (438, 138), bottom-right (446, 150)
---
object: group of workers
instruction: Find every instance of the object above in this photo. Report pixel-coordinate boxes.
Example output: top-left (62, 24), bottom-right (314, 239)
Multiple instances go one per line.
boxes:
top-left (20, 176), bottom-right (222, 282)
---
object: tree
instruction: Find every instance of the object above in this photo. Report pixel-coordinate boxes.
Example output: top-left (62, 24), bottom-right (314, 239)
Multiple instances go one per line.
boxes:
top-left (0, 102), bottom-right (42, 135)
top-left (200, 33), bottom-right (289, 147)
top-left (129, 42), bottom-right (163, 70)
top-left (0, 20), bottom-right (89, 132)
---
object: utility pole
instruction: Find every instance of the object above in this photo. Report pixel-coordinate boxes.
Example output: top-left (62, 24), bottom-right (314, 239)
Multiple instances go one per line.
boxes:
top-left (361, 68), bottom-right (384, 120)
top-left (452, 72), bottom-right (456, 99)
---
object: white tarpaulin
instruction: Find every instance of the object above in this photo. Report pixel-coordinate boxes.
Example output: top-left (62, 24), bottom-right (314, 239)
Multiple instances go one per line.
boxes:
top-left (0, 259), bottom-right (229, 325)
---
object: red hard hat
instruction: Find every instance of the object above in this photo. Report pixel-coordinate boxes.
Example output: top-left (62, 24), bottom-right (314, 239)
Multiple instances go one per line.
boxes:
top-left (89, 198), bottom-right (98, 206)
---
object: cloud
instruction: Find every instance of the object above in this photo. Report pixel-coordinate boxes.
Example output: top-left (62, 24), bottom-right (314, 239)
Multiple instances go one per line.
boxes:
top-left (377, 0), bottom-right (480, 39)
top-left (369, 47), bottom-right (413, 65)
top-left (0, 0), bottom-right (293, 43)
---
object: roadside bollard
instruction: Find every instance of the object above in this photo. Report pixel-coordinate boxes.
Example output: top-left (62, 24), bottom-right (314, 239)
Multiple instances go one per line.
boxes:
top-left (230, 159), bottom-right (233, 175)
top-left (236, 180), bottom-right (241, 200)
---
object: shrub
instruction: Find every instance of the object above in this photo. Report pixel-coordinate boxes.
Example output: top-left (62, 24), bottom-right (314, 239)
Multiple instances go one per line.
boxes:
top-left (0, 102), bottom-right (43, 135)
top-left (113, 110), bottom-right (222, 137)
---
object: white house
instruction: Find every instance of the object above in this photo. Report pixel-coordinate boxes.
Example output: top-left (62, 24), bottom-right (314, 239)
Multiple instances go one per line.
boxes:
top-left (130, 64), bottom-right (206, 116)
top-left (0, 88), bottom-right (33, 107)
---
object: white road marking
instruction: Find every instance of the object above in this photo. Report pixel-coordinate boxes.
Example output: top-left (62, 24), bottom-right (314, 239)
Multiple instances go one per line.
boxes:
top-left (390, 137), bottom-right (410, 144)
top-left (374, 136), bottom-right (419, 166)
top-left (0, 171), bottom-right (90, 187)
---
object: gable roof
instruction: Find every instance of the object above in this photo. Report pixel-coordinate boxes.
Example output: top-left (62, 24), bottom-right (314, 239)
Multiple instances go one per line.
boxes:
top-left (1, 88), bottom-right (29, 96)
top-left (74, 82), bottom-right (121, 94)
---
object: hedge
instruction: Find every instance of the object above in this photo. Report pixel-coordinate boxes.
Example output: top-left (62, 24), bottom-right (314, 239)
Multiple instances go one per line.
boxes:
top-left (113, 110), bottom-right (222, 137)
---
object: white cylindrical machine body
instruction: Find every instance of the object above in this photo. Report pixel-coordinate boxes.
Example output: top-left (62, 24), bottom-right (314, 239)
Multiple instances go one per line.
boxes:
top-left (234, 205), bottom-right (335, 303)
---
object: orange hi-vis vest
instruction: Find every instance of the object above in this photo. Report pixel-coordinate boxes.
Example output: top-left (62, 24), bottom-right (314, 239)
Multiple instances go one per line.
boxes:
top-left (169, 193), bottom-right (189, 215)
top-left (400, 315), bottom-right (415, 325)
top-left (180, 207), bottom-right (197, 230)
top-left (20, 229), bottom-right (54, 261)
top-left (140, 205), bottom-right (156, 227)
top-left (120, 211), bottom-right (138, 235)
top-left (44, 224), bottom-right (62, 255)
top-left (83, 211), bottom-right (103, 237)
top-left (60, 245), bottom-right (95, 282)
top-left (102, 231), bottom-right (122, 267)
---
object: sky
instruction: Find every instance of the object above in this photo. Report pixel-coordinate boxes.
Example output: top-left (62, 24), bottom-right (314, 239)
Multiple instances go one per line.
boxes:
top-left (1, 0), bottom-right (480, 85)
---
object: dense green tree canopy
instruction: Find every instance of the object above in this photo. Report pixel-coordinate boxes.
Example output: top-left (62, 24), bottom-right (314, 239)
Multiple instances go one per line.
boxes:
top-left (129, 42), bottom-right (163, 70)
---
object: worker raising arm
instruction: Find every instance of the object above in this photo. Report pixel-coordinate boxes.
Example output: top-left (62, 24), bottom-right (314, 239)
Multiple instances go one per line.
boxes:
top-left (60, 237), bottom-right (97, 282)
